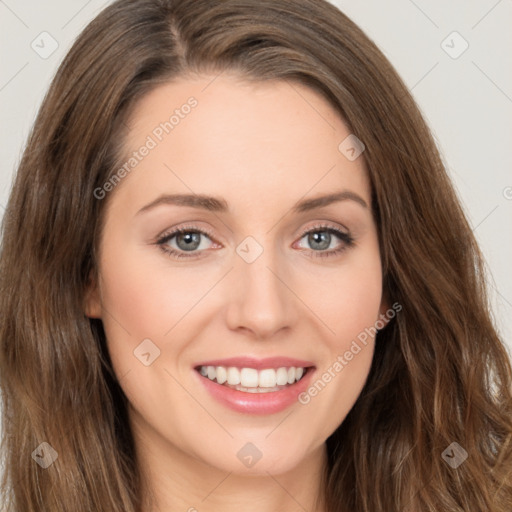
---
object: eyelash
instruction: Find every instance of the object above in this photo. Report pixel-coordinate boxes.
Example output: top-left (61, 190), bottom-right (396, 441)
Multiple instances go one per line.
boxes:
top-left (155, 222), bottom-right (355, 261)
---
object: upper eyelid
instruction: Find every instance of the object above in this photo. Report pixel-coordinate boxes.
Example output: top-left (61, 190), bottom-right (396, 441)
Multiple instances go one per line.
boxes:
top-left (157, 224), bottom-right (215, 243)
top-left (298, 222), bottom-right (350, 237)
top-left (157, 222), bottom-right (350, 246)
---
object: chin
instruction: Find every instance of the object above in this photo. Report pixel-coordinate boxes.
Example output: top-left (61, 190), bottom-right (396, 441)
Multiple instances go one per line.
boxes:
top-left (199, 439), bottom-right (313, 477)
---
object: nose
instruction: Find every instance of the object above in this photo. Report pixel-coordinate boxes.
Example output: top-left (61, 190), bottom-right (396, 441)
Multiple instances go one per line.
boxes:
top-left (224, 242), bottom-right (298, 340)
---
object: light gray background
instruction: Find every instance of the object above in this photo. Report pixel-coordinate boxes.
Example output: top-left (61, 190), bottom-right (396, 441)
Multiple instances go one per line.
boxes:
top-left (0, 0), bottom-right (511, 424)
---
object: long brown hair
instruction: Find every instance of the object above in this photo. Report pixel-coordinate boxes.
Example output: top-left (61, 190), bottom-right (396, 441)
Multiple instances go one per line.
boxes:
top-left (1, 0), bottom-right (511, 510)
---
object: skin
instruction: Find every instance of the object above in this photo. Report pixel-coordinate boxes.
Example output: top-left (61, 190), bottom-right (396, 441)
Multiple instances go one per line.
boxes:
top-left (85, 72), bottom-right (389, 512)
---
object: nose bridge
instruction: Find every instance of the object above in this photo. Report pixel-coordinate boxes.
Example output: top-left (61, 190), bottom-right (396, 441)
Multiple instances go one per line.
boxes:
top-left (225, 234), bottom-right (296, 337)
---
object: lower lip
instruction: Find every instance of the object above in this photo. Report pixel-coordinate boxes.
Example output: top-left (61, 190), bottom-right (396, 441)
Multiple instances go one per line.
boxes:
top-left (193, 367), bottom-right (316, 415)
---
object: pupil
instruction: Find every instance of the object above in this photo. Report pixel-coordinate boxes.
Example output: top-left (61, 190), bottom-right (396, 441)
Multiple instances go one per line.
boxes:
top-left (310, 231), bottom-right (330, 250)
top-left (178, 232), bottom-right (200, 251)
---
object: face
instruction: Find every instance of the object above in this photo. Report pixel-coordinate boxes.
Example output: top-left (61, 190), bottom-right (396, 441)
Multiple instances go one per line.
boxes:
top-left (86, 73), bottom-right (388, 478)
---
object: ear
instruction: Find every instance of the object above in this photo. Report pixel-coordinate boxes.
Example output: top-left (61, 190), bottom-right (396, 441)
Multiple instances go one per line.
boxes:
top-left (84, 271), bottom-right (102, 319)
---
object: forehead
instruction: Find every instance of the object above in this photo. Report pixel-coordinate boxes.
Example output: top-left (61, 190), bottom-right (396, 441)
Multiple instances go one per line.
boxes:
top-left (115, 73), bottom-right (371, 214)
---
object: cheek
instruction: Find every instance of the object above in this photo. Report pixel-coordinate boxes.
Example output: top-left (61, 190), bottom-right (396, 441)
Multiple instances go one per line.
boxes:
top-left (300, 244), bottom-right (383, 348)
top-left (96, 242), bottom-right (211, 426)
top-left (294, 246), bottom-right (382, 425)
top-left (98, 240), bottom-right (209, 339)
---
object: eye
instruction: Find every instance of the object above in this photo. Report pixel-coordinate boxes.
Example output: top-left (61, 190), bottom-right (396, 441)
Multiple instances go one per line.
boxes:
top-left (156, 225), bottom-right (216, 260)
top-left (155, 222), bottom-right (355, 260)
top-left (295, 223), bottom-right (355, 259)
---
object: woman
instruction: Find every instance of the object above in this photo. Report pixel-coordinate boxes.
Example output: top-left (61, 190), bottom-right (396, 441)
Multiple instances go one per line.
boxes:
top-left (1, 0), bottom-right (511, 510)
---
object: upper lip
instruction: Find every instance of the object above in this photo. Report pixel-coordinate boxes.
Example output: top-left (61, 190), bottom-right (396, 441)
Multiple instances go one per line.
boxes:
top-left (194, 356), bottom-right (315, 370)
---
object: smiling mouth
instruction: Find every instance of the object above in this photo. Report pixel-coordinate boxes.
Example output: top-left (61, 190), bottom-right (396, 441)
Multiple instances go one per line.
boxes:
top-left (194, 365), bottom-right (313, 393)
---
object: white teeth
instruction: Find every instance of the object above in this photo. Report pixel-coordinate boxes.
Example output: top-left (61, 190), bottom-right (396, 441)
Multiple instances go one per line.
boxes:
top-left (240, 368), bottom-right (259, 387)
top-left (216, 366), bottom-right (227, 384)
top-left (276, 367), bottom-right (289, 385)
top-left (227, 367), bottom-right (240, 385)
top-left (258, 369), bottom-right (276, 388)
top-left (198, 365), bottom-right (308, 390)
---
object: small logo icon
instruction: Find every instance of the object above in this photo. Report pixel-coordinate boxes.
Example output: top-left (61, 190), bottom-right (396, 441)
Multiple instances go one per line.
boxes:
top-left (134, 338), bottom-right (161, 366)
top-left (236, 236), bottom-right (264, 264)
top-left (31, 32), bottom-right (59, 59)
top-left (338, 134), bottom-right (365, 161)
top-left (236, 442), bottom-right (263, 468)
top-left (441, 31), bottom-right (469, 59)
top-left (441, 441), bottom-right (468, 468)
top-left (32, 442), bottom-right (58, 469)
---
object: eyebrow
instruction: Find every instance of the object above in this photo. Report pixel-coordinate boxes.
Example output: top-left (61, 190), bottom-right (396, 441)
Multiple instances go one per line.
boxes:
top-left (136, 190), bottom-right (368, 216)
